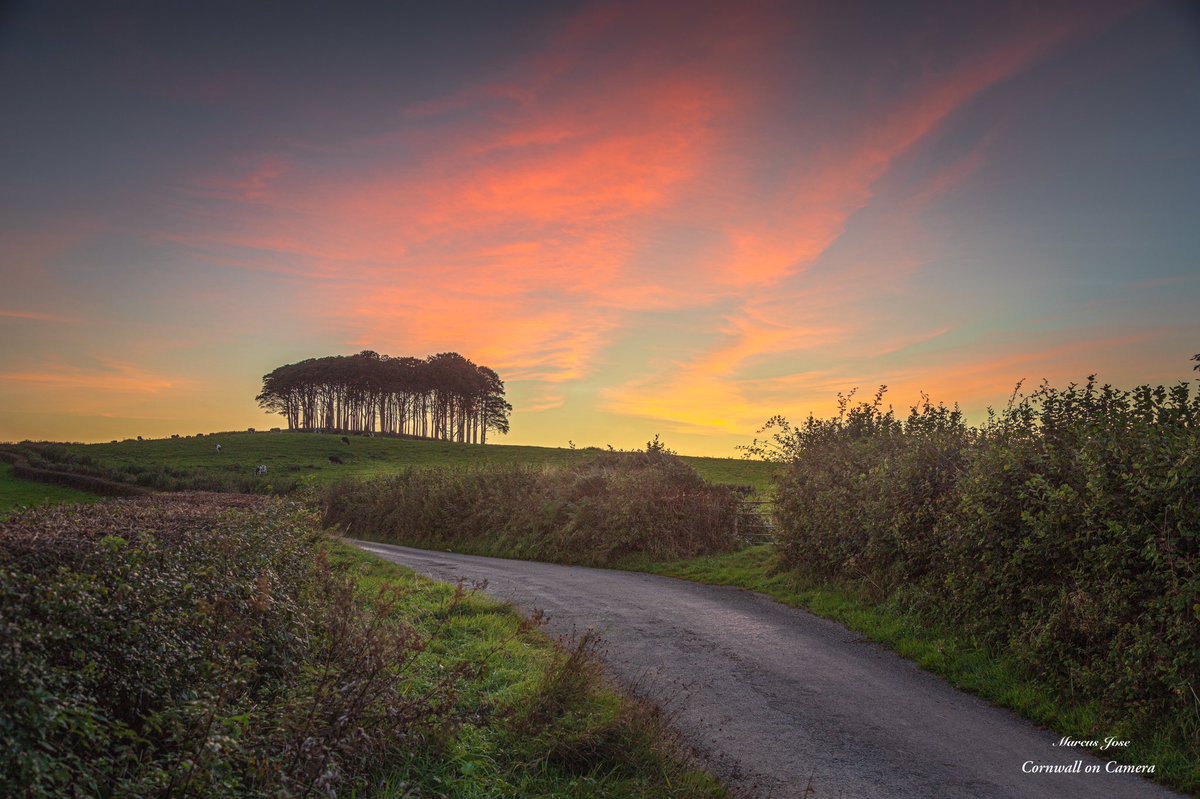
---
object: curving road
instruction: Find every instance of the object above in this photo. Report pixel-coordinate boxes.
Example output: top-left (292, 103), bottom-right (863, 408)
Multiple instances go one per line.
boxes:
top-left (354, 540), bottom-right (1186, 799)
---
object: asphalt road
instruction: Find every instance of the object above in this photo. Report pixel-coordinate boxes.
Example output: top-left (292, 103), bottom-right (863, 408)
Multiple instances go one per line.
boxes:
top-left (354, 541), bottom-right (1186, 799)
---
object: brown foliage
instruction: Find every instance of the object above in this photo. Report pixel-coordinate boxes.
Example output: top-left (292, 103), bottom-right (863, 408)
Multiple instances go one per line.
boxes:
top-left (0, 494), bottom-right (462, 798)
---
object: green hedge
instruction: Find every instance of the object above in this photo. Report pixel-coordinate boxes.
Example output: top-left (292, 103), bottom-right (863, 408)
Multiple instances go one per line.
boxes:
top-left (323, 449), bottom-right (750, 565)
top-left (0, 449), bottom-right (151, 497)
top-left (2, 445), bottom-right (301, 495)
top-left (766, 376), bottom-right (1199, 750)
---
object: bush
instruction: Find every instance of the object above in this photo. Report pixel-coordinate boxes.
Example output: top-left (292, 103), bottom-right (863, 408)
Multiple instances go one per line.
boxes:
top-left (766, 390), bottom-right (971, 589)
top-left (0, 494), bottom-right (457, 798)
top-left (322, 448), bottom-right (749, 565)
top-left (766, 373), bottom-right (1200, 748)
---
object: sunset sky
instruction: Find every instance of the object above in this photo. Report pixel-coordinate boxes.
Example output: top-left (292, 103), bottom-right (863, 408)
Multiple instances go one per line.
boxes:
top-left (2, 0), bottom-right (1198, 455)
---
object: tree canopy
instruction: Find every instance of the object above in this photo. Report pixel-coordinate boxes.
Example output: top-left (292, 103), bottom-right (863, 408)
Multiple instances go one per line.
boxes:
top-left (256, 351), bottom-right (511, 443)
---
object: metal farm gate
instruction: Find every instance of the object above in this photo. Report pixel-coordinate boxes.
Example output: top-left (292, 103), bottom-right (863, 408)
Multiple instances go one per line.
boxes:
top-left (735, 499), bottom-right (777, 546)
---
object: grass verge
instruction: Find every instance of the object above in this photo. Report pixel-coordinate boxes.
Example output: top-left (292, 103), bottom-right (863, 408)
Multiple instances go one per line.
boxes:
top-left (1, 493), bottom-right (727, 798)
top-left (636, 546), bottom-right (1199, 797)
top-left (329, 540), bottom-right (729, 799)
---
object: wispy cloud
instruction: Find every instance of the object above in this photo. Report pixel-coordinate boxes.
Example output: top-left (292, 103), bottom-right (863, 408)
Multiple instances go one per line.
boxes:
top-left (602, 3), bottom-right (1138, 430)
top-left (170, 1), bottom-right (784, 394)
top-left (0, 310), bottom-right (82, 324)
top-left (4, 0), bottom-right (1164, 448)
top-left (0, 360), bottom-right (183, 394)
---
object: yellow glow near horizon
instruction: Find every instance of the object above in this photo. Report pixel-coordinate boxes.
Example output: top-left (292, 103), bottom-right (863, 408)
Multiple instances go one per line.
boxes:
top-left (1, 2), bottom-right (1196, 455)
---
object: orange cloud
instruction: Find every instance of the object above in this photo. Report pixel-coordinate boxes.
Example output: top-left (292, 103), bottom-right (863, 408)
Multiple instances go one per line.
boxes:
top-left (162, 0), bottom-right (1142, 441)
top-left (0, 361), bottom-right (182, 394)
top-left (876, 332), bottom-right (1165, 406)
top-left (604, 4), bottom-right (1135, 431)
top-left (609, 330), bottom-right (1169, 437)
top-left (700, 9), bottom-right (1105, 290)
top-left (171, 1), bottom-right (783, 393)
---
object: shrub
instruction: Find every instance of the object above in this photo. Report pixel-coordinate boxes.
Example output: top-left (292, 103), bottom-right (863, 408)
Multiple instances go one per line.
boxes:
top-left (766, 372), bottom-right (1200, 748)
top-left (764, 389), bottom-right (969, 590)
top-left (0, 494), bottom-right (457, 798)
top-left (322, 448), bottom-right (749, 565)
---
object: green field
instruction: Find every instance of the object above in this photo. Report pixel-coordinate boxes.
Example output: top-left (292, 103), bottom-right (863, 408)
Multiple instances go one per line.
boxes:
top-left (0, 463), bottom-right (101, 513)
top-left (48, 432), bottom-right (779, 495)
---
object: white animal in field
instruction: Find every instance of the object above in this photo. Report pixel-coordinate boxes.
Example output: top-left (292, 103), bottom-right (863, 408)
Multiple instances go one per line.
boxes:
top-left (215, 444), bottom-right (222, 453)
top-left (255, 465), bottom-right (267, 476)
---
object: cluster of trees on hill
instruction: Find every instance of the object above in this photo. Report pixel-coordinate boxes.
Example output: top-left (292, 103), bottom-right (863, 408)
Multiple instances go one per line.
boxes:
top-left (256, 351), bottom-right (511, 443)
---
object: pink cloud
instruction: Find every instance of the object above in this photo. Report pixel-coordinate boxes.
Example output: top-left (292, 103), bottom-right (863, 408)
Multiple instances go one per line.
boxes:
top-left (602, 3), bottom-right (1142, 430)
top-left (169, 2), bottom-right (782, 392)
top-left (186, 156), bottom-right (291, 202)
top-left (0, 310), bottom-right (81, 324)
top-left (163, 0), bottom-right (1141, 432)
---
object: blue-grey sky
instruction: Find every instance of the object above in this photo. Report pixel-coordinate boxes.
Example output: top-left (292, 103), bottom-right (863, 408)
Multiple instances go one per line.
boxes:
top-left (2, 0), bottom-right (1197, 452)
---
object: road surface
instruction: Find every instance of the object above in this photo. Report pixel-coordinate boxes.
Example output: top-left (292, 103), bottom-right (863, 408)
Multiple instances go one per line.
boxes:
top-left (354, 540), bottom-right (1185, 799)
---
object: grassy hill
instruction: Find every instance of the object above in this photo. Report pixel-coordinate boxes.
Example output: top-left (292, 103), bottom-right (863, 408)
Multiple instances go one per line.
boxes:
top-left (28, 431), bottom-right (778, 496)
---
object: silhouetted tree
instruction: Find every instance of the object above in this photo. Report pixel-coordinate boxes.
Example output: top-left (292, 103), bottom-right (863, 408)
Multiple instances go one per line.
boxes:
top-left (256, 351), bottom-right (511, 442)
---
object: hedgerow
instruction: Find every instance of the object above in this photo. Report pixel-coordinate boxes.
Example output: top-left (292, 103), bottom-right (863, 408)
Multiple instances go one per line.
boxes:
top-left (0, 494), bottom-right (460, 798)
top-left (1, 445), bottom-right (302, 495)
top-left (322, 446), bottom-right (750, 565)
top-left (758, 368), bottom-right (1200, 754)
